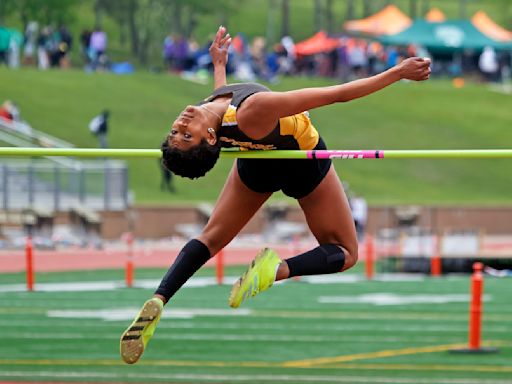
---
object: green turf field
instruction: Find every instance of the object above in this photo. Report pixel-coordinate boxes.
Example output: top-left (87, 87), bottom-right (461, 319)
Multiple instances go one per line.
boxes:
top-left (0, 266), bottom-right (511, 383)
top-left (1, 67), bottom-right (512, 205)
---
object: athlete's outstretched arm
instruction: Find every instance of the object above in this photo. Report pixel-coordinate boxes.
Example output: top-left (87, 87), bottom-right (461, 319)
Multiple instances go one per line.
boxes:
top-left (245, 57), bottom-right (431, 121)
top-left (209, 26), bottom-right (231, 90)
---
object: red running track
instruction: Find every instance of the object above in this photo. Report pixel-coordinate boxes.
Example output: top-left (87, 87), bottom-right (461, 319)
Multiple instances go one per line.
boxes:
top-left (0, 243), bottom-right (320, 273)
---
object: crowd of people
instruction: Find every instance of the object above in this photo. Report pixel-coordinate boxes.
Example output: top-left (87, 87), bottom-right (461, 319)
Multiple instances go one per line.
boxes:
top-left (16, 22), bottom-right (73, 70)
top-left (0, 22), bottom-right (109, 72)
top-left (160, 32), bottom-right (421, 83)
top-left (161, 32), bottom-right (511, 84)
top-left (1, 20), bottom-right (509, 84)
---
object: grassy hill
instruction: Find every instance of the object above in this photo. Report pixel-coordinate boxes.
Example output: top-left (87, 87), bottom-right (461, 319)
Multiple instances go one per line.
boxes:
top-left (1, 67), bottom-right (511, 205)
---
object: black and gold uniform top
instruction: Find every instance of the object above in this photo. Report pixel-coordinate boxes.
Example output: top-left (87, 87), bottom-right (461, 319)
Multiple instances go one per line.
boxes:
top-left (199, 83), bottom-right (319, 151)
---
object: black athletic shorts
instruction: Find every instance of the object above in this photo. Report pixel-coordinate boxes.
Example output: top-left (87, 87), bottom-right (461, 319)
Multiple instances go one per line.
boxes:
top-left (236, 137), bottom-right (332, 199)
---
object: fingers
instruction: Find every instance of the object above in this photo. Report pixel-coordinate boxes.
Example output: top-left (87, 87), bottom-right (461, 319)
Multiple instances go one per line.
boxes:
top-left (220, 34), bottom-right (231, 48)
top-left (418, 66), bottom-right (431, 81)
top-left (410, 57), bottom-right (430, 68)
top-left (215, 25), bottom-right (230, 48)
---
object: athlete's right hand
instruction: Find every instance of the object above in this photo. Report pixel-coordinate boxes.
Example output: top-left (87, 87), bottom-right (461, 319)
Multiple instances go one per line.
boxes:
top-left (209, 26), bottom-right (231, 68)
top-left (396, 57), bottom-right (431, 81)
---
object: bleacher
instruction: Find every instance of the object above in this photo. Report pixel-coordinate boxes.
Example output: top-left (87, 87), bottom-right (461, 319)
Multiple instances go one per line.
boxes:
top-left (0, 117), bottom-right (131, 248)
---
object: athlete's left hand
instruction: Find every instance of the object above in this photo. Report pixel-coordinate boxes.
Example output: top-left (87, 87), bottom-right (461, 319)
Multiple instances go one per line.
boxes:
top-left (209, 26), bottom-right (231, 67)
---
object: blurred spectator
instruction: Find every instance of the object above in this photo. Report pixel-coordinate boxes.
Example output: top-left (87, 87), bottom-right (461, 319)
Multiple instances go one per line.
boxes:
top-left (484, 266), bottom-right (512, 277)
top-left (46, 27), bottom-right (63, 67)
top-left (479, 46), bottom-right (498, 82)
top-left (280, 36), bottom-right (296, 75)
top-left (162, 34), bottom-right (175, 71)
top-left (22, 22), bottom-right (38, 66)
top-left (36, 27), bottom-right (50, 70)
top-left (57, 25), bottom-right (73, 68)
top-left (386, 46), bottom-right (400, 69)
top-left (173, 35), bottom-right (188, 72)
top-left (185, 36), bottom-right (199, 71)
top-left (163, 34), bottom-right (188, 73)
top-left (0, 27), bottom-right (9, 65)
top-left (7, 28), bottom-right (23, 68)
top-left (0, 100), bottom-right (20, 122)
top-left (80, 29), bottom-right (92, 66)
top-left (89, 26), bottom-right (108, 70)
top-left (232, 33), bottom-right (256, 81)
top-left (351, 194), bottom-right (368, 241)
top-left (159, 160), bottom-right (176, 193)
top-left (337, 38), bottom-right (350, 82)
top-left (266, 43), bottom-right (284, 80)
top-left (348, 41), bottom-right (367, 78)
top-left (89, 110), bottom-right (110, 148)
top-left (498, 50), bottom-right (511, 83)
top-left (249, 36), bottom-right (268, 79)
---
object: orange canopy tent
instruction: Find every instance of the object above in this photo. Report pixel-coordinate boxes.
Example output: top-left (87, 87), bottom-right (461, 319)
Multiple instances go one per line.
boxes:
top-left (425, 8), bottom-right (446, 22)
top-left (294, 31), bottom-right (340, 56)
top-left (343, 5), bottom-right (412, 36)
top-left (471, 11), bottom-right (512, 42)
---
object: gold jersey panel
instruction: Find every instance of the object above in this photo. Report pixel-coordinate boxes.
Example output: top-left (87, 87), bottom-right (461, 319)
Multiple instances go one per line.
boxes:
top-left (219, 104), bottom-right (319, 151)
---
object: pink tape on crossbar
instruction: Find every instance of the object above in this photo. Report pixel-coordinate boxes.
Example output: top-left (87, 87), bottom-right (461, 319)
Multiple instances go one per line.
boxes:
top-left (307, 150), bottom-right (383, 159)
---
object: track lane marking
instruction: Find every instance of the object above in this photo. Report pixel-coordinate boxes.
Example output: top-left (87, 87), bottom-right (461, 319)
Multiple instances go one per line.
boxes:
top-left (283, 341), bottom-right (507, 368)
top-left (1, 370), bottom-right (512, 383)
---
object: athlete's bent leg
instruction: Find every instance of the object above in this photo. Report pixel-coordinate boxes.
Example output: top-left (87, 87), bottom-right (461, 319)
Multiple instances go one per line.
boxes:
top-left (277, 166), bottom-right (358, 281)
top-left (121, 163), bottom-right (271, 363)
top-left (229, 166), bottom-right (358, 307)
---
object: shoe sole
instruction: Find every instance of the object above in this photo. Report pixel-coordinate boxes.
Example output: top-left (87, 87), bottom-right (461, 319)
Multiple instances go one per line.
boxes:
top-left (120, 299), bottom-right (161, 364)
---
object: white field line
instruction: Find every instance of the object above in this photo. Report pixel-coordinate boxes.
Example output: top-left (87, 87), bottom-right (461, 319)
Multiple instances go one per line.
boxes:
top-left (0, 319), bottom-right (510, 335)
top-left (0, 277), bottom-right (236, 293)
top-left (318, 293), bottom-right (491, 306)
top-left (0, 273), bottom-right (427, 293)
top-left (0, 370), bottom-right (511, 384)
top-left (2, 319), bottom-right (510, 333)
top-left (0, 332), bottom-right (463, 343)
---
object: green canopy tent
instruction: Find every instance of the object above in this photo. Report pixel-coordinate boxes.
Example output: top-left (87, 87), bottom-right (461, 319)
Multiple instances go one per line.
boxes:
top-left (379, 20), bottom-right (512, 53)
top-left (0, 27), bottom-right (11, 53)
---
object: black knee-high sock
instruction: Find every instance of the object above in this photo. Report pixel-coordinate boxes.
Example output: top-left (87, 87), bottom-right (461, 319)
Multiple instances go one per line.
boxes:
top-left (285, 244), bottom-right (345, 278)
top-left (154, 239), bottom-right (211, 301)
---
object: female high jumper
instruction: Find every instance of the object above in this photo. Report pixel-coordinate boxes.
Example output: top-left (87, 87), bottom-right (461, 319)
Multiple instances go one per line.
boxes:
top-left (120, 26), bottom-right (431, 364)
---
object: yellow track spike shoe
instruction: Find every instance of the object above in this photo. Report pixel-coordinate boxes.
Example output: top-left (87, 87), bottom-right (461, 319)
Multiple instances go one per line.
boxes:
top-left (229, 248), bottom-right (281, 308)
top-left (120, 297), bottom-right (164, 364)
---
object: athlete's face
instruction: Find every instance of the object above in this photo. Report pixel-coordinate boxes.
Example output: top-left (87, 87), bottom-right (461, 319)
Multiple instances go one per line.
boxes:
top-left (167, 105), bottom-right (213, 151)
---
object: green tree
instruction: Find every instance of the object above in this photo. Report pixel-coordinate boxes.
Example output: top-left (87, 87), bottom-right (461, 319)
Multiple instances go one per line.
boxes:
top-left (422, 0), bottom-right (431, 16)
top-left (459, 0), bottom-right (468, 19)
top-left (362, 0), bottom-right (372, 17)
top-left (2, 0), bottom-right (79, 28)
top-left (325, 0), bottom-right (334, 34)
top-left (94, 0), bottom-right (138, 55)
top-left (410, 0), bottom-right (417, 18)
top-left (0, 0), bottom-right (18, 25)
top-left (19, 0), bottom-right (79, 26)
top-left (281, 0), bottom-right (290, 37)
top-left (314, 0), bottom-right (323, 31)
top-left (346, 0), bottom-right (355, 21)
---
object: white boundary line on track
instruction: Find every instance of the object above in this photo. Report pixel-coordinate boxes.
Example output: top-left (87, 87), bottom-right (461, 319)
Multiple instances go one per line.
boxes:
top-left (2, 319), bottom-right (510, 333)
top-left (1, 371), bottom-right (511, 384)
top-left (0, 274), bottom-right (426, 293)
top-left (0, 332), bottom-right (465, 344)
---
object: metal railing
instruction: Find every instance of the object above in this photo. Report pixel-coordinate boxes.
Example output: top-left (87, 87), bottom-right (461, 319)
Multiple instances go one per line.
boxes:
top-left (0, 159), bottom-right (130, 211)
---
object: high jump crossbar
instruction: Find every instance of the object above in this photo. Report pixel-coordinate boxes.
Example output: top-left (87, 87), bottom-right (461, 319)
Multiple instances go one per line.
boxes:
top-left (0, 147), bottom-right (512, 159)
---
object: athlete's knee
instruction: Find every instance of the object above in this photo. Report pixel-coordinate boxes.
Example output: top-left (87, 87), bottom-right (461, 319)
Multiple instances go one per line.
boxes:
top-left (337, 243), bottom-right (358, 271)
